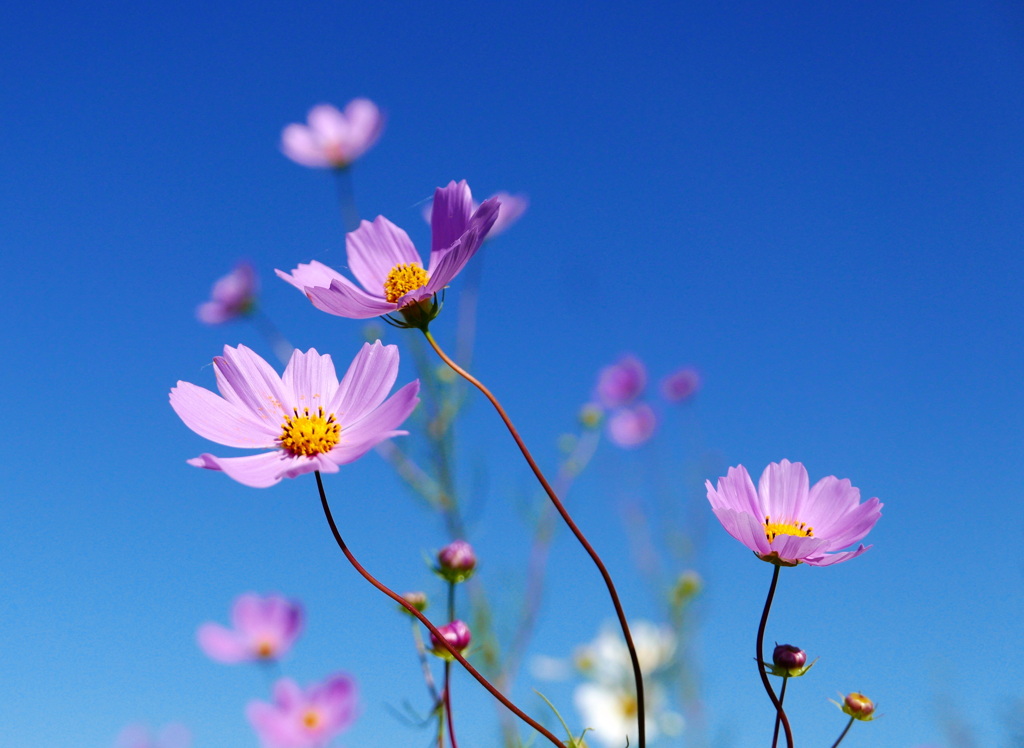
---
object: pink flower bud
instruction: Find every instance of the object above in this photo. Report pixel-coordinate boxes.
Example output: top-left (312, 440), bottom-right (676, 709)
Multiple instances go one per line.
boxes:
top-left (436, 540), bottom-right (477, 583)
top-left (430, 620), bottom-right (472, 659)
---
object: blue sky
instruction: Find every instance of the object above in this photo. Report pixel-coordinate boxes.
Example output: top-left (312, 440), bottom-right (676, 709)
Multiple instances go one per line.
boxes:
top-left (2, 0), bottom-right (1022, 746)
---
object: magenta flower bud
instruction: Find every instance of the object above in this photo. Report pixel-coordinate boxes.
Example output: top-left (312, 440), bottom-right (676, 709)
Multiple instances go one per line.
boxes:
top-left (773, 644), bottom-right (807, 671)
top-left (842, 692), bottom-right (876, 720)
top-left (196, 262), bottom-right (258, 325)
top-left (430, 620), bottom-right (472, 660)
top-left (436, 540), bottom-right (477, 583)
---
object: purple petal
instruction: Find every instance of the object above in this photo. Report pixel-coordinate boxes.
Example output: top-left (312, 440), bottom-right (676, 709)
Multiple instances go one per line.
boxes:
top-left (280, 124), bottom-right (330, 168)
top-left (606, 403), bottom-right (657, 448)
top-left (346, 216), bottom-right (421, 294)
top-left (231, 593), bottom-right (267, 632)
top-left (424, 197), bottom-right (499, 291)
top-left (486, 192), bottom-right (529, 238)
top-left (328, 381), bottom-right (420, 464)
top-left (307, 104), bottom-right (348, 140)
top-left (196, 623), bottom-right (249, 663)
top-left (187, 451), bottom-right (308, 488)
top-left (712, 506), bottom-right (772, 555)
top-left (595, 355), bottom-right (647, 408)
top-left (276, 260), bottom-right (348, 294)
top-left (707, 466), bottom-right (762, 521)
top-left (282, 348), bottom-right (338, 415)
top-left (757, 460), bottom-right (810, 524)
top-left (305, 277), bottom-right (398, 319)
top-left (329, 341), bottom-right (400, 423)
top-left (820, 497), bottom-right (883, 549)
top-left (767, 533), bottom-right (826, 563)
top-left (170, 381), bottom-right (276, 448)
top-left (805, 544), bottom-right (871, 566)
top-left (339, 98), bottom-right (384, 161)
top-left (429, 180), bottom-right (474, 256)
top-left (213, 345), bottom-right (291, 423)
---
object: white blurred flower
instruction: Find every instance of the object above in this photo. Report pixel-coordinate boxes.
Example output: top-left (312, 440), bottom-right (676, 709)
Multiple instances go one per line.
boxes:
top-left (574, 681), bottom-right (682, 748)
top-left (573, 621), bottom-right (676, 685)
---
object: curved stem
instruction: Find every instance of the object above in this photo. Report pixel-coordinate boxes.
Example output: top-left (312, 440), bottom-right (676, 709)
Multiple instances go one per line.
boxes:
top-left (444, 668), bottom-right (458, 748)
top-left (757, 565), bottom-right (793, 748)
top-left (828, 717), bottom-right (855, 748)
top-left (313, 472), bottom-right (565, 748)
top-left (772, 676), bottom-right (788, 748)
top-left (423, 329), bottom-right (647, 747)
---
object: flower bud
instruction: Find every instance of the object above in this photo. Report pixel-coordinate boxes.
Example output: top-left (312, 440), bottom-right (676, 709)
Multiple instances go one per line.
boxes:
top-left (398, 591), bottom-right (428, 616)
top-left (671, 570), bottom-right (702, 607)
top-left (436, 540), bottom-right (476, 583)
top-left (841, 692), bottom-right (876, 721)
top-left (773, 644), bottom-right (806, 670)
top-left (764, 643), bottom-right (815, 678)
top-left (430, 620), bottom-right (472, 660)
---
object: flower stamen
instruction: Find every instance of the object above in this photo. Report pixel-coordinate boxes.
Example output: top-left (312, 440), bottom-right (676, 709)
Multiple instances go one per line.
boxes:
top-left (383, 263), bottom-right (429, 304)
top-left (763, 514), bottom-right (814, 543)
top-left (278, 407), bottom-right (341, 457)
top-left (301, 709), bottom-right (322, 729)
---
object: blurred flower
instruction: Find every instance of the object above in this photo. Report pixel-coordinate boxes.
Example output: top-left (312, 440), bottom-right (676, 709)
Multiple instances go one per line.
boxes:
top-left (423, 190), bottom-right (528, 239)
top-left (595, 355), bottom-right (646, 408)
top-left (280, 100), bottom-right (383, 169)
top-left (833, 691), bottom-right (877, 721)
top-left (398, 591), bottom-right (428, 615)
top-left (573, 621), bottom-right (676, 685)
top-left (197, 593), bottom-right (303, 663)
top-left (115, 724), bottom-right (191, 748)
top-left (430, 619), bottom-right (472, 659)
top-left (660, 367), bottom-right (701, 402)
top-left (574, 681), bottom-right (682, 748)
top-left (170, 342), bottom-right (419, 487)
top-left (196, 262), bottom-right (258, 325)
top-left (436, 539), bottom-right (477, 583)
top-left (277, 181), bottom-right (498, 327)
top-left (247, 674), bottom-right (358, 748)
top-left (606, 403), bottom-right (657, 448)
top-left (579, 403), bottom-right (604, 429)
top-left (705, 459), bottom-right (883, 566)
top-left (670, 570), bottom-right (702, 607)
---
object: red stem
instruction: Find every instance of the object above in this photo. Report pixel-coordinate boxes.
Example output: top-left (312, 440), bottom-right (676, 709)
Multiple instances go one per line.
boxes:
top-left (314, 472), bottom-right (565, 748)
top-left (757, 564), bottom-right (794, 748)
top-left (423, 330), bottom-right (646, 748)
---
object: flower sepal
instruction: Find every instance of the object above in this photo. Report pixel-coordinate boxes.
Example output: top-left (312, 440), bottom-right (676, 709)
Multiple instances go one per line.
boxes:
top-left (831, 691), bottom-right (877, 721)
top-left (383, 295), bottom-right (441, 331)
top-left (755, 550), bottom-right (802, 567)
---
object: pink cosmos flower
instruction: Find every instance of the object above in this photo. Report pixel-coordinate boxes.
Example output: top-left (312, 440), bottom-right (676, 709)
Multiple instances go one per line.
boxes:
top-left (706, 460), bottom-right (882, 566)
top-left (276, 180), bottom-right (499, 321)
top-left (660, 367), bottom-right (701, 403)
top-left (197, 593), bottom-right (303, 663)
top-left (281, 99), bottom-right (384, 169)
top-left (247, 674), bottom-right (358, 748)
top-left (197, 262), bottom-right (258, 325)
top-left (115, 724), bottom-right (191, 748)
top-left (595, 355), bottom-right (647, 409)
top-left (423, 190), bottom-right (528, 239)
top-left (606, 403), bottom-right (657, 448)
top-left (169, 342), bottom-right (419, 487)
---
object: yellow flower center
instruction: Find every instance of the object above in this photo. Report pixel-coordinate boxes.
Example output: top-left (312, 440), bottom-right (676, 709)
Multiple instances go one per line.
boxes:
top-left (255, 640), bottom-right (275, 658)
top-left (383, 263), bottom-right (429, 304)
top-left (763, 515), bottom-right (813, 542)
top-left (620, 694), bottom-right (639, 718)
top-left (301, 709), bottom-right (322, 729)
top-left (278, 407), bottom-right (341, 457)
